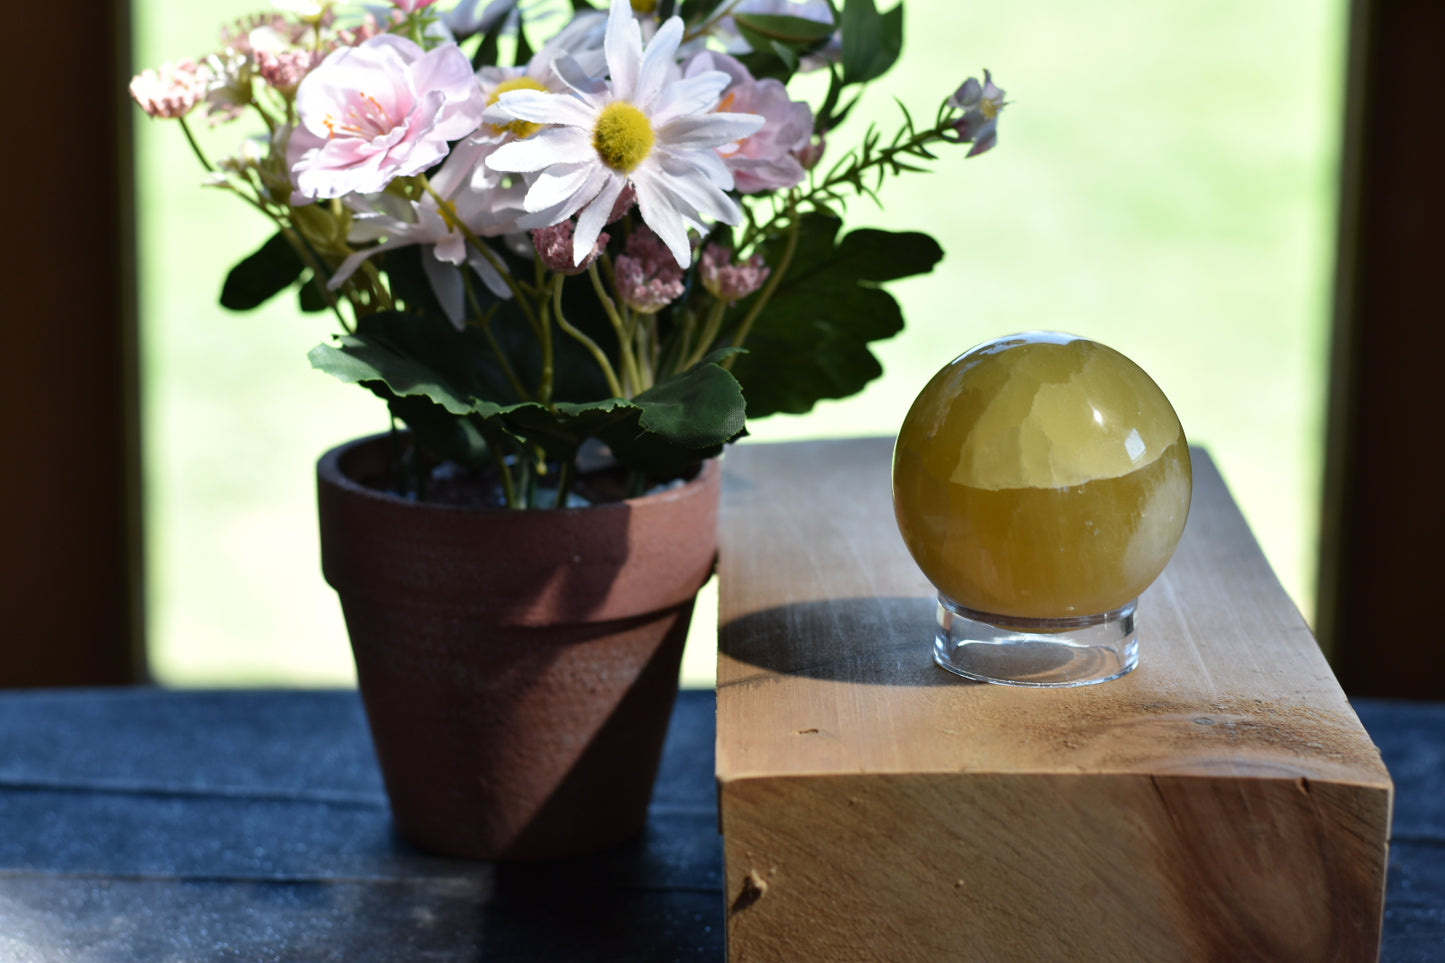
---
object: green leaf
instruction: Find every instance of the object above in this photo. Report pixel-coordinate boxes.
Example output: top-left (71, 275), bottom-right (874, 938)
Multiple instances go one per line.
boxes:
top-left (471, 0), bottom-right (525, 71)
top-left (359, 307), bottom-right (525, 405)
top-left (634, 360), bottom-right (747, 448)
top-left (502, 397), bottom-right (635, 464)
top-left (309, 293), bottom-right (746, 483)
top-left (593, 361), bottom-right (744, 478)
top-left (381, 246), bottom-right (448, 319)
top-left (513, 11), bottom-right (534, 65)
top-left (499, 360), bottom-right (747, 480)
top-left (815, 63), bottom-right (862, 134)
top-left (840, 0), bottom-right (903, 86)
top-left (307, 335), bottom-right (476, 415)
top-left (731, 214), bottom-right (942, 418)
top-left (680, 0), bottom-right (731, 25)
top-left (384, 393), bottom-right (493, 470)
top-left (307, 305), bottom-right (523, 413)
top-left (734, 13), bottom-right (835, 81)
top-left (297, 273), bottom-right (329, 313)
top-left (733, 12), bottom-right (838, 46)
top-left (220, 232), bottom-right (305, 311)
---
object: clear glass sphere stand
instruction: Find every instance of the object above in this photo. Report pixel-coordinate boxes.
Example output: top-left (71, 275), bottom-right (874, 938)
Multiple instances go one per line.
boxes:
top-left (933, 595), bottom-right (1139, 687)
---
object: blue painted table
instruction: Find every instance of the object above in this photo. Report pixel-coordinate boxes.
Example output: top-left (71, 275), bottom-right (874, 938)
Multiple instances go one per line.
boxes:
top-left (0, 688), bottom-right (1438, 960)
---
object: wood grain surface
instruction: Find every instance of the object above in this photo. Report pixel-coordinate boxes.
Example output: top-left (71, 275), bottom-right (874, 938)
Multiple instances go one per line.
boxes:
top-left (716, 437), bottom-right (1392, 962)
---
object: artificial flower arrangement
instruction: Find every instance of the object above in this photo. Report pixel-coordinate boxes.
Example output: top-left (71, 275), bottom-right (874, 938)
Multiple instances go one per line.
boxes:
top-left (131, 0), bottom-right (1004, 508)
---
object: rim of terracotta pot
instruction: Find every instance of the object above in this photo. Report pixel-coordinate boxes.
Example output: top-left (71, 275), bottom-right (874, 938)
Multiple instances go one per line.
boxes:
top-left (317, 431), bottom-right (722, 627)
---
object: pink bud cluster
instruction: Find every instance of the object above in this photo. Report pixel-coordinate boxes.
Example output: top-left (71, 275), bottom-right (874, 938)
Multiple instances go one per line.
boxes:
top-left (700, 245), bottom-right (769, 302)
top-left (615, 228), bottom-right (685, 313)
top-left (794, 134), bottom-right (826, 172)
top-left (335, 14), bottom-right (390, 47)
top-left (256, 48), bottom-right (325, 92)
top-left (220, 13), bottom-right (322, 53)
top-left (533, 221), bottom-right (610, 275)
top-left (129, 59), bottom-right (210, 119)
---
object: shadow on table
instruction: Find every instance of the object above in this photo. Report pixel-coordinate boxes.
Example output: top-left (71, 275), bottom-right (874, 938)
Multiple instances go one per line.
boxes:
top-left (470, 828), bottom-right (724, 962)
top-left (719, 596), bottom-right (976, 688)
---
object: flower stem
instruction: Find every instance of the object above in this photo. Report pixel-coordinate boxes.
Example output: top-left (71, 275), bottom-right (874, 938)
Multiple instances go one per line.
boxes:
top-left (681, 300), bottom-right (729, 372)
top-left (177, 115), bottom-right (216, 174)
top-left (588, 262), bottom-right (642, 396)
top-left (726, 194), bottom-right (801, 367)
top-left (462, 272), bottom-right (531, 402)
top-left (802, 115), bottom-right (956, 213)
top-left (211, 176), bottom-right (354, 332)
top-left (416, 174), bottom-right (540, 331)
top-left (663, 305), bottom-right (697, 378)
top-left (538, 277), bottom-right (557, 406)
top-left (479, 314), bottom-right (531, 401)
top-left (480, 425), bottom-right (519, 509)
top-left (553, 276), bottom-right (625, 398)
top-left (683, 0), bottom-right (743, 43)
top-left (553, 457), bottom-right (574, 508)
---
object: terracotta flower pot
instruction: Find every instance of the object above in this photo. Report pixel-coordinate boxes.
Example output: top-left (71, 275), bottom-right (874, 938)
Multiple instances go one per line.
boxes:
top-left (317, 432), bottom-right (720, 860)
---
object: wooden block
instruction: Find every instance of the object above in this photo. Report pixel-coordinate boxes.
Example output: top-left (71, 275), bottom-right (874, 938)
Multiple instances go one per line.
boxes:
top-left (716, 437), bottom-right (1392, 963)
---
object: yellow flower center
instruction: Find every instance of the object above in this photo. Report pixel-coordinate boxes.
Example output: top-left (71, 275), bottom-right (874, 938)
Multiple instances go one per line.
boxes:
top-left (487, 76), bottom-right (548, 138)
top-left (630, 0), bottom-right (658, 12)
top-left (981, 98), bottom-right (1000, 120)
top-left (593, 101), bottom-right (655, 173)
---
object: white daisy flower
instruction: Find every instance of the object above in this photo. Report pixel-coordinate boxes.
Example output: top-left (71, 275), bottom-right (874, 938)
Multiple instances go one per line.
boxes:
top-left (473, 16), bottom-right (607, 144)
top-left (483, 0), bottom-right (764, 269)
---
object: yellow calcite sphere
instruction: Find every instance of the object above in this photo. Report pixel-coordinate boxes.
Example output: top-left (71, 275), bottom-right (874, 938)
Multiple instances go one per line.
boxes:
top-left (893, 332), bottom-right (1192, 619)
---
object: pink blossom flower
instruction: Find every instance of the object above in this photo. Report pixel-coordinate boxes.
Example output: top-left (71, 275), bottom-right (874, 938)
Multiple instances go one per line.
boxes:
top-left (533, 221), bottom-right (609, 275)
top-left (614, 227), bottom-right (685, 313)
top-left (287, 35), bottom-right (486, 201)
top-left (391, 0), bottom-right (440, 11)
top-left (683, 51), bottom-right (813, 194)
top-left (699, 244), bottom-right (769, 302)
top-left (129, 59), bottom-right (210, 119)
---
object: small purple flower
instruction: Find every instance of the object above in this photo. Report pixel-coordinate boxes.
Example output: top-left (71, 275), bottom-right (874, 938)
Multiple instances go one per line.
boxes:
top-left (945, 70), bottom-right (1006, 158)
top-left (700, 244), bottom-right (769, 302)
